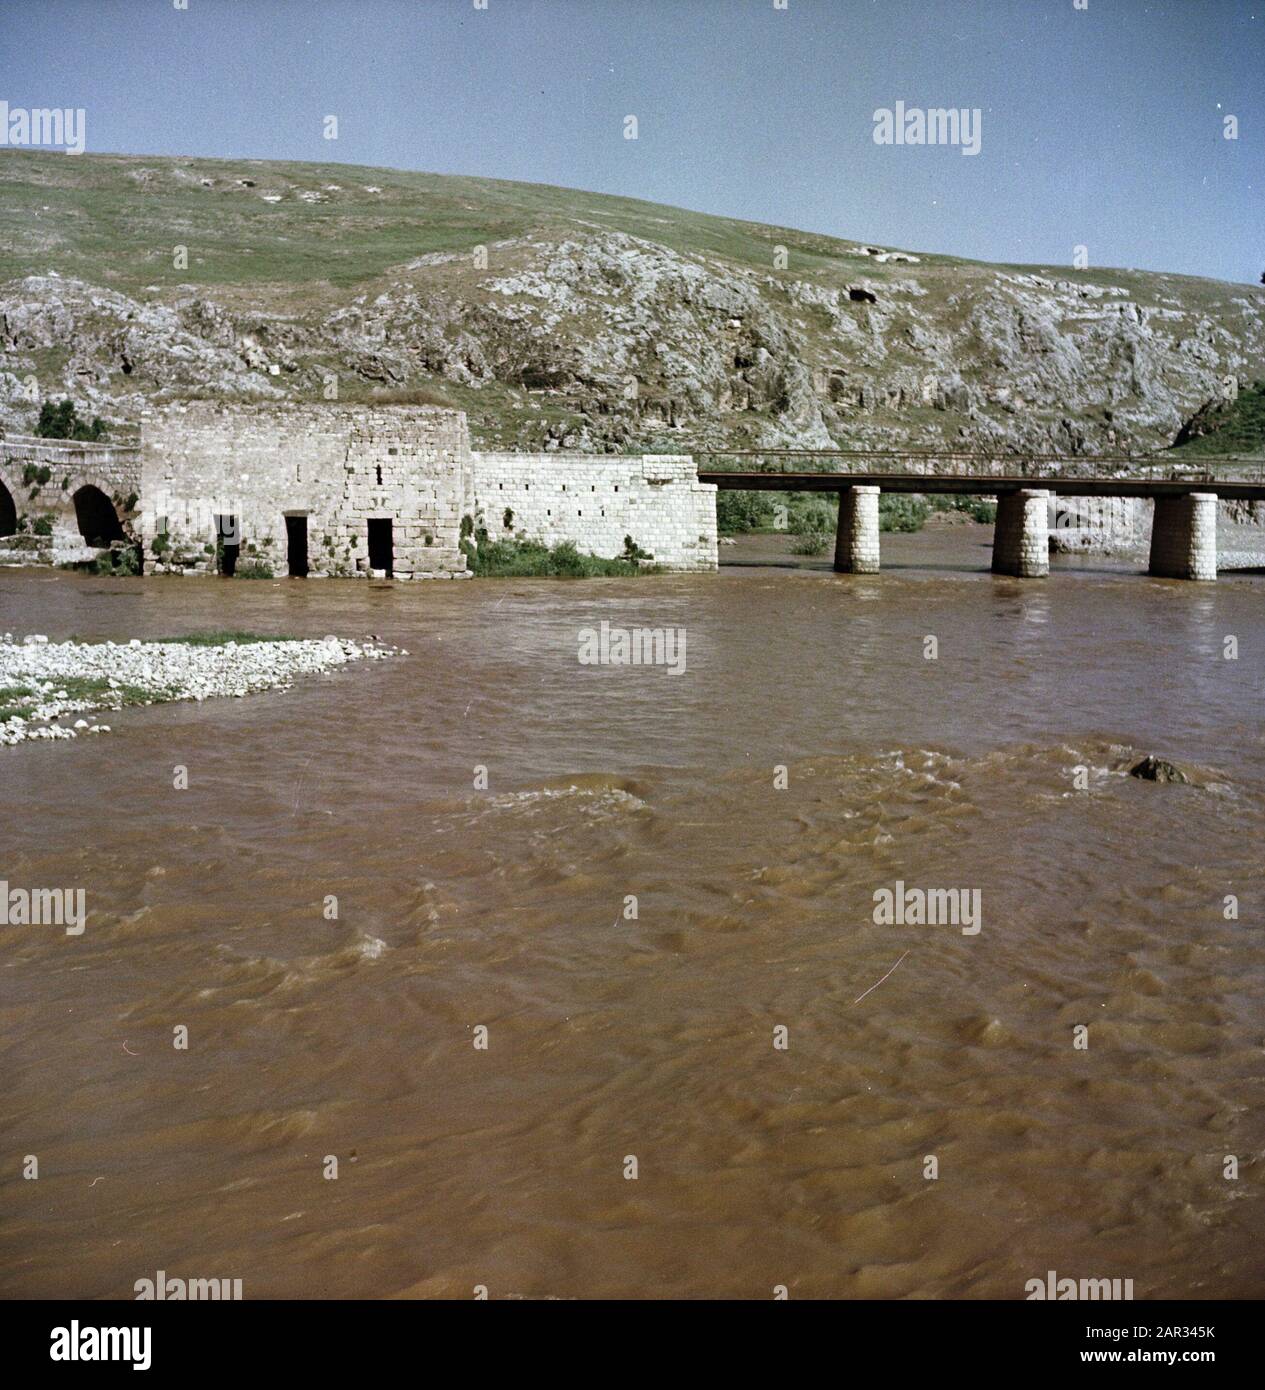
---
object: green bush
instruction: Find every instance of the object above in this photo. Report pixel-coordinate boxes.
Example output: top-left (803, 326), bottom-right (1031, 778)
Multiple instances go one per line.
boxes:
top-left (879, 495), bottom-right (929, 532)
top-left (113, 546), bottom-right (142, 576)
top-left (35, 399), bottom-right (108, 442)
top-left (789, 502), bottom-right (835, 536)
top-left (930, 494), bottom-right (997, 523)
top-left (89, 545), bottom-right (141, 577)
top-left (465, 535), bottom-right (658, 578)
top-left (717, 489), bottom-right (776, 533)
top-left (790, 531), bottom-right (829, 555)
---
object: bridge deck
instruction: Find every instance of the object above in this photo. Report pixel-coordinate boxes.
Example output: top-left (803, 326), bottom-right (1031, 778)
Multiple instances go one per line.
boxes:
top-left (697, 471), bottom-right (1265, 501)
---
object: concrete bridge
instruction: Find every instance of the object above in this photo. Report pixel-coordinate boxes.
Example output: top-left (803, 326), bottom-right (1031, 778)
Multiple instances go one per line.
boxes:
top-left (698, 451), bottom-right (1265, 580)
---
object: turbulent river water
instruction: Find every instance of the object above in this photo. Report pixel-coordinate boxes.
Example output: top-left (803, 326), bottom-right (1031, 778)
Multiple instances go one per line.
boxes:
top-left (2, 527), bottom-right (1263, 1299)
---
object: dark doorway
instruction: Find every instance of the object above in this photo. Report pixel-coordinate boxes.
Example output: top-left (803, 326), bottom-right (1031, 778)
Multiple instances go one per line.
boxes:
top-left (73, 485), bottom-right (126, 545)
top-left (367, 518), bottom-right (393, 576)
top-left (285, 515), bottom-right (309, 577)
top-left (0, 481), bottom-right (15, 536)
top-left (214, 513), bottom-right (239, 576)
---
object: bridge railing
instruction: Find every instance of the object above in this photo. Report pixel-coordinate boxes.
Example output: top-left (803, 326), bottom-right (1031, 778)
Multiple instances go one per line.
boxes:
top-left (0, 432), bottom-right (141, 465)
top-left (694, 449), bottom-right (1265, 484)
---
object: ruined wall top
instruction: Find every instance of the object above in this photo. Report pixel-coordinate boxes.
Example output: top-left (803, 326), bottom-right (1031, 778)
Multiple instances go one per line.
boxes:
top-left (140, 400), bottom-right (471, 444)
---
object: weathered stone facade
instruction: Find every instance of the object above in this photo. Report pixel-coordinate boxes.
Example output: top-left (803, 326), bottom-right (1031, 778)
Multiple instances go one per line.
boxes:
top-left (139, 403), bottom-right (470, 578)
top-left (87, 404), bottom-right (719, 578)
top-left (468, 451), bottom-right (718, 571)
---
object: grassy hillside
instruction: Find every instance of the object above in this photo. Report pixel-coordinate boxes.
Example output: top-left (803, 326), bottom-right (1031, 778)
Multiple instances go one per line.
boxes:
top-left (3, 149), bottom-right (1247, 309)
top-left (0, 149), bottom-right (968, 297)
top-left (1168, 380), bottom-right (1265, 458)
top-left (2, 150), bottom-right (1262, 457)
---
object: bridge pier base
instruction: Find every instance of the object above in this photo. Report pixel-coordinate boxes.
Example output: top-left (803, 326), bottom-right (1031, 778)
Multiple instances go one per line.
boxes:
top-left (1148, 492), bottom-right (1217, 580)
top-left (991, 489), bottom-right (1049, 578)
top-left (833, 485), bottom-right (880, 573)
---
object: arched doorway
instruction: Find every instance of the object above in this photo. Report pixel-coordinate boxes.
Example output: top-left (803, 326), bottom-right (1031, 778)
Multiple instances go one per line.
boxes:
top-left (73, 485), bottom-right (126, 546)
top-left (0, 480), bottom-right (16, 537)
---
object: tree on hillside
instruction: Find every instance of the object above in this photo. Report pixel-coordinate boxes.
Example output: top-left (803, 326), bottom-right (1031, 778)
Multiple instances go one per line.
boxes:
top-left (35, 399), bottom-right (108, 442)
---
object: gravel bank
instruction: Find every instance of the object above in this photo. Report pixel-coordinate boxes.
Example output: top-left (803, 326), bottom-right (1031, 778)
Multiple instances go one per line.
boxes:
top-left (0, 633), bottom-right (402, 746)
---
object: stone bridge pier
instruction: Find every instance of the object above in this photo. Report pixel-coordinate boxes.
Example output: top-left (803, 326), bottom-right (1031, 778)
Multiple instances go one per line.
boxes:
top-left (832, 485), bottom-right (881, 573)
top-left (991, 488), bottom-right (1050, 578)
top-left (1148, 492), bottom-right (1217, 581)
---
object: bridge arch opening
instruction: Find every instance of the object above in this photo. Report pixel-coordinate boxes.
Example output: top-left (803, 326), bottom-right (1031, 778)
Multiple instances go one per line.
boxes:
top-left (0, 480), bottom-right (16, 537)
top-left (73, 485), bottom-right (126, 546)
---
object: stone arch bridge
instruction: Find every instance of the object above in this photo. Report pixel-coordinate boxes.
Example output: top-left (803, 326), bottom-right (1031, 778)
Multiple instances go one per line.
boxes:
top-left (0, 433), bottom-right (141, 567)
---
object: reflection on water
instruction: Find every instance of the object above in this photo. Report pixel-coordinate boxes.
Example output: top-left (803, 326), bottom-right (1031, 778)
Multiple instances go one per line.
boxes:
top-left (1, 530), bottom-right (1263, 1299)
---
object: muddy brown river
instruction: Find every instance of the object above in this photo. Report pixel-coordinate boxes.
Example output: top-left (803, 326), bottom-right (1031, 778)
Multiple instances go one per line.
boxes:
top-left (2, 528), bottom-right (1263, 1299)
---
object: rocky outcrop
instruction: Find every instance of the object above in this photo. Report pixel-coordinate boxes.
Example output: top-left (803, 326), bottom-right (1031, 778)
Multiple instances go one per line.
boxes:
top-left (1128, 755), bottom-right (1192, 784)
top-left (2, 183), bottom-right (1263, 459)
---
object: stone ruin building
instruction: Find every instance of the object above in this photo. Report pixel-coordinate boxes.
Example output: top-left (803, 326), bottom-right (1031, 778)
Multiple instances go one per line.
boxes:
top-left (0, 403), bottom-right (720, 578)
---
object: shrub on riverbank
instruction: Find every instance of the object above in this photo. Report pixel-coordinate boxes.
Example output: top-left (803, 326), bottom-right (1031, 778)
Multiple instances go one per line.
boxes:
top-left (879, 495), bottom-right (929, 532)
top-left (718, 490), bottom-right (839, 536)
top-left (790, 531), bottom-right (830, 555)
top-left (464, 535), bottom-right (659, 577)
top-left (717, 490), bottom-right (777, 533)
top-left (720, 488), bottom-right (995, 538)
top-left (460, 512), bottom-right (660, 577)
top-left (930, 494), bottom-right (997, 524)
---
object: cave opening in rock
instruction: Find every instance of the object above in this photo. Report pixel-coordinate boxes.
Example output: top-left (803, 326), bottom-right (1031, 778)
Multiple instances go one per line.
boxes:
top-left (285, 514), bottom-right (309, 577)
top-left (0, 480), bottom-right (16, 536)
top-left (73, 485), bottom-right (126, 546)
top-left (367, 517), bottom-right (393, 576)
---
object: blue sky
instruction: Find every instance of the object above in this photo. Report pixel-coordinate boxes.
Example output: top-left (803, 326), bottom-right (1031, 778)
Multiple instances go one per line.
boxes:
top-left (1, 0), bottom-right (1261, 283)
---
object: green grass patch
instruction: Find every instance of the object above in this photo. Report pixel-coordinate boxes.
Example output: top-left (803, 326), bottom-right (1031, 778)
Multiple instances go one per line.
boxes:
top-left (1168, 380), bottom-right (1265, 459)
top-left (55, 676), bottom-right (151, 705)
top-left (0, 684), bottom-right (36, 720)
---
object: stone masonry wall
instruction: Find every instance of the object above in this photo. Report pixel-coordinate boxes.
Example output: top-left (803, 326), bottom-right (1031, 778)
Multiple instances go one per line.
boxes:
top-left (470, 452), bottom-right (718, 571)
top-left (991, 489), bottom-right (1050, 577)
top-left (1148, 492), bottom-right (1218, 580)
top-left (139, 402), bottom-right (470, 578)
top-left (5, 410), bottom-right (720, 579)
top-left (0, 432), bottom-right (142, 566)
